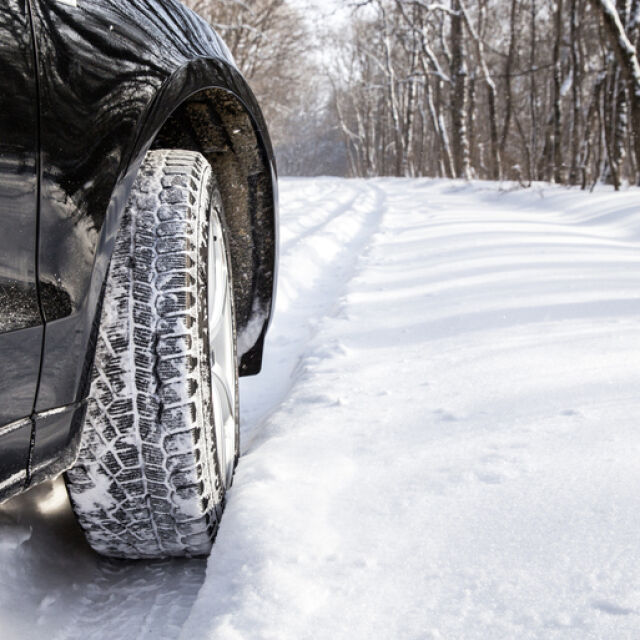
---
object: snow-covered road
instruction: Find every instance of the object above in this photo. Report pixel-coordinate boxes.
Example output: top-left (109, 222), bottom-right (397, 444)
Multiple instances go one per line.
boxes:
top-left (2, 178), bottom-right (640, 639)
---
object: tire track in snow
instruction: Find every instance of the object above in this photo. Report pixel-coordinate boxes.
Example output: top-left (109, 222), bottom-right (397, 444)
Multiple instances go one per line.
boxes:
top-left (278, 180), bottom-right (364, 254)
top-left (52, 557), bottom-right (205, 640)
top-left (0, 479), bottom-right (206, 640)
top-left (239, 178), bottom-right (386, 446)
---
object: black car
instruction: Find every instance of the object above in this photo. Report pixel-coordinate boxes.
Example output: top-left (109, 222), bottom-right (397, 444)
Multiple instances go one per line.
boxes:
top-left (0, 0), bottom-right (277, 558)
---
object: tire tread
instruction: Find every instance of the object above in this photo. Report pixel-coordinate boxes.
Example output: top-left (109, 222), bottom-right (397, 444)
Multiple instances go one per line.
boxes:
top-left (66, 150), bottom-right (231, 559)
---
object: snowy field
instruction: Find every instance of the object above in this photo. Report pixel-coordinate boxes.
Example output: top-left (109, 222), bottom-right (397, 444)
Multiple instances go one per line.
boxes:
top-left (2, 177), bottom-right (640, 639)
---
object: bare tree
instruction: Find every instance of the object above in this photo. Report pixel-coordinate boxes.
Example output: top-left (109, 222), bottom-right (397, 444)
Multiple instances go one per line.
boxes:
top-left (449, 0), bottom-right (471, 178)
top-left (552, 0), bottom-right (565, 183)
top-left (460, 0), bottom-right (500, 179)
top-left (589, 0), bottom-right (640, 183)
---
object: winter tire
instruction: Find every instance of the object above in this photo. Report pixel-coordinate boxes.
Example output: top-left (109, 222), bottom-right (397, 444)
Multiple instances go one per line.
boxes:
top-left (65, 149), bottom-right (239, 559)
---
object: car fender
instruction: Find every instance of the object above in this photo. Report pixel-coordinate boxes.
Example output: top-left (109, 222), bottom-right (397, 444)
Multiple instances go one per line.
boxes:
top-left (31, 0), bottom-right (277, 418)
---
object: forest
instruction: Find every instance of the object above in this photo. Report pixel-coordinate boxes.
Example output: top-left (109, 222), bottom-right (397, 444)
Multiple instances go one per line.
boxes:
top-left (186, 0), bottom-right (640, 188)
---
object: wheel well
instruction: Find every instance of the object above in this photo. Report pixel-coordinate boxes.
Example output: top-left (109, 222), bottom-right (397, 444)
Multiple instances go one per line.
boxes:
top-left (150, 88), bottom-right (276, 375)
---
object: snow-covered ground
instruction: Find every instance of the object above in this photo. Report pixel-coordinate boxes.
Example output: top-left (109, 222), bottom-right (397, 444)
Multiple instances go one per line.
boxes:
top-left (2, 178), bottom-right (640, 639)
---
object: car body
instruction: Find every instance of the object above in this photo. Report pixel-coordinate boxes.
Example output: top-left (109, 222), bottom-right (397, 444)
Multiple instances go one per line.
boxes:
top-left (0, 0), bottom-right (277, 503)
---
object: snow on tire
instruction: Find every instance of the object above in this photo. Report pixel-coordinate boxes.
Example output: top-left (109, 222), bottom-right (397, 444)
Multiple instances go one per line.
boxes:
top-left (65, 149), bottom-right (239, 559)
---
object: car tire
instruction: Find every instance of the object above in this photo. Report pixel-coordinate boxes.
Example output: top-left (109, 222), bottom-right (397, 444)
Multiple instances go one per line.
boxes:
top-left (65, 149), bottom-right (239, 559)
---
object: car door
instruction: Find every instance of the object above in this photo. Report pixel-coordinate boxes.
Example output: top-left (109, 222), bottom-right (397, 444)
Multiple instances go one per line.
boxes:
top-left (0, 0), bottom-right (42, 438)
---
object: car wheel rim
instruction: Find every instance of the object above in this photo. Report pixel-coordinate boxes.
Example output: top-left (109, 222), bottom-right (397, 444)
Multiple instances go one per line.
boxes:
top-left (207, 209), bottom-right (237, 489)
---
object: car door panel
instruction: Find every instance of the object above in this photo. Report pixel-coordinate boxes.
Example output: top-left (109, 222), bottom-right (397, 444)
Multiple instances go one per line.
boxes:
top-left (0, 417), bottom-right (31, 492)
top-left (0, 0), bottom-right (42, 427)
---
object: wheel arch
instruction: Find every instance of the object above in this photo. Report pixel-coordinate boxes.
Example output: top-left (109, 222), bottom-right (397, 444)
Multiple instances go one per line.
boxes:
top-left (37, 55), bottom-right (277, 418)
top-left (148, 85), bottom-right (278, 376)
top-left (85, 57), bottom-right (278, 394)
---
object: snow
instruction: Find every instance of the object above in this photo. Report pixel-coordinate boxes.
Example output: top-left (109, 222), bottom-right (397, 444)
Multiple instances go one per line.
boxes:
top-left (2, 178), bottom-right (640, 638)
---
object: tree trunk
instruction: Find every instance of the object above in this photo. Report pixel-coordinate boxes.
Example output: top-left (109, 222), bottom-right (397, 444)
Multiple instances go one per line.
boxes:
top-left (552, 0), bottom-right (565, 183)
top-left (590, 0), bottom-right (640, 183)
top-left (460, 0), bottom-right (500, 179)
top-left (569, 0), bottom-right (582, 184)
top-left (529, 0), bottom-right (539, 181)
top-left (450, 0), bottom-right (471, 179)
top-left (500, 0), bottom-right (518, 170)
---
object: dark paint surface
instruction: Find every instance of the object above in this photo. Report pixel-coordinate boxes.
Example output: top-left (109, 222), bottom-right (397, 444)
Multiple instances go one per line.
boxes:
top-left (0, 326), bottom-right (43, 427)
top-left (0, 418), bottom-right (31, 497)
top-left (0, 0), bottom-right (277, 500)
top-left (0, 0), bottom-right (42, 425)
